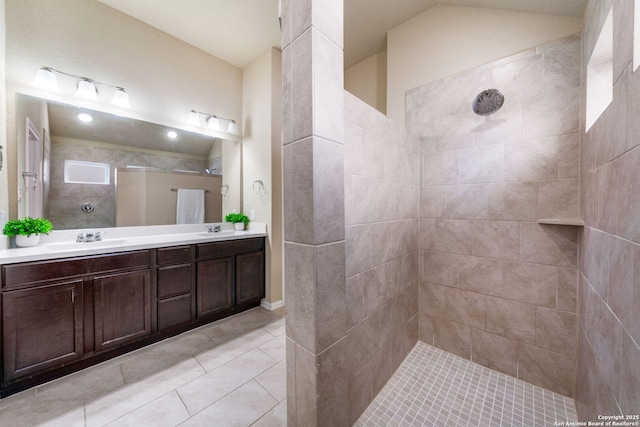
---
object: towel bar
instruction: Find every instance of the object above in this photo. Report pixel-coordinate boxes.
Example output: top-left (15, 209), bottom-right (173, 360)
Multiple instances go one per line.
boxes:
top-left (170, 188), bottom-right (210, 193)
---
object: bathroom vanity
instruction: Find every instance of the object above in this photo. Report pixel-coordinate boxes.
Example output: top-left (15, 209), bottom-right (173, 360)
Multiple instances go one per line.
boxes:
top-left (0, 224), bottom-right (266, 397)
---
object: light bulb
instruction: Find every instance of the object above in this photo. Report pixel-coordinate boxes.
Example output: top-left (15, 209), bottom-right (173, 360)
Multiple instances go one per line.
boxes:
top-left (227, 120), bottom-right (239, 135)
top-left (187, 110), bottom-right (200, 126)
top-left (31, 67), bottom-right (60, 92)
top-left (111, 88), bottom-right (131, 109)
top-left (76, 79), bottom-right (99, 101)
top-left (207, 116), bottom-right (220, 131)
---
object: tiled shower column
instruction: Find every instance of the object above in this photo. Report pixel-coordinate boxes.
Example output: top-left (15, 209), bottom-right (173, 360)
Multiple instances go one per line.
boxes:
top-left (280, 0), bottom-right (348, 426)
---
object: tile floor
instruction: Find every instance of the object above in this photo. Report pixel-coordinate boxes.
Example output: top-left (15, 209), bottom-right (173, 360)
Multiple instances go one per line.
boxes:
top-left (0, 307), bottom-right (287, 427)
top-left (0, 309), bottom-right (579, 427)
top-left (356, 342), bottom-right (578, 427)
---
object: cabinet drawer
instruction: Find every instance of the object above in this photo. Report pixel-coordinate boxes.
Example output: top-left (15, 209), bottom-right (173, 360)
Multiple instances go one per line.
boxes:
top-left (157, 246), bottom-right (192, 265)
top-left (157, 264), bottom-right (192, 299)
top-left (2, 251), bottom-right (150, 288)
top-left (197, 238), bottom-right (264, 259)
top-left (157, 294), bottom-right (192, 331)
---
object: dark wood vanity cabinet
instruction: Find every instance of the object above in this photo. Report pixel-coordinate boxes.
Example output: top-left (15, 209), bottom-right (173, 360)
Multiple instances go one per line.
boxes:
top-left (93, 269), bottom-right (151, 352)
top-left (155, 246), bottom-right (195, 332)
top-left (196, 237), bottom-right (265, 316)
top-left (0, 237), bottom-right (265, 396)
top-left (2, 280), bottom-right (84, 382)
top-left (0, 250), bottom-right (151, 387)
top-left (235, 251), bottom-right (265, 307)
top-left (197, 256), bottom-right (233, 318)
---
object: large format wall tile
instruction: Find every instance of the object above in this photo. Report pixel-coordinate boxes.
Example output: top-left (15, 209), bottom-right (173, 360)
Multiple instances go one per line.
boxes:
top-left (471, 221), bottom-right (520, 261)
top-left (459, 145), bottom-right (503, 183)
top-left (485, 296), bottom-right (536, 344)
top-left (539, 34), bottom-right (582, 94)
top-left (502, 261), bottom-right (557, 307)
top-left (491, 54), bottom-right (542, 102)
top-left (522, 87), bottom-right (581, 138)
top-left (517, 343), bottom-right (576, 397)
top-left (409, 35), bottom-right (583, 401)
top-left (471, 329), bottom-right (518, 377)
top-left (343, 92), bottom-right (420, 422)
top-left (535, 306), bottom-right (577, 357)
top-left (538, 179), bottom-right (580, 219)
top-left (487, 182), bottom-right (538, 221)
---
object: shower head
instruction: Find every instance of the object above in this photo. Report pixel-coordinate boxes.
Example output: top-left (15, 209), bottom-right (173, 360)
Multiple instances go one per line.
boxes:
top-left (472, 89), bottom-right (504, 116)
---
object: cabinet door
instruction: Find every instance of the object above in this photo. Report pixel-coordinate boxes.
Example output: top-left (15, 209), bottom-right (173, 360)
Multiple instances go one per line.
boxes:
top-left (94, 270), bottom-right (151, 352)
top-left (235, 251), bottom-right (265, 306)
top-left (2, 280), bottom-right (83, 381)
top-left (197, 257), bottom-right (232, 318)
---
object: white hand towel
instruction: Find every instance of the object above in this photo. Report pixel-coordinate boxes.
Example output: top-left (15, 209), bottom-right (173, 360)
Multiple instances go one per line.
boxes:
top-left (176, 189), bottom-right (205, 224)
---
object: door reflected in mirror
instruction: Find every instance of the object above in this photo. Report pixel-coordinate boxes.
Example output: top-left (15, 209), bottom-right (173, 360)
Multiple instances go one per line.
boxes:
top-left (16, 93), bottom-right (241, 230)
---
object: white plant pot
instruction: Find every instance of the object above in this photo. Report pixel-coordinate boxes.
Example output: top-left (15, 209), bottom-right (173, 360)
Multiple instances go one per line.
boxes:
top-left (15, 234), bottom-right (40, 247)
top-left (234, 222), bottom-right (245, 231)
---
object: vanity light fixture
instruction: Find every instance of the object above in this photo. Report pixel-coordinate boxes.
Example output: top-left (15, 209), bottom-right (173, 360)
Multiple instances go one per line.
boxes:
top-left (111, 87), bottom-right (131, 109)
top-left (187, 110), bottom-right (200, 126)
top-left (76, 79), bottom-right (99, 101)
top-left (31, 66), bottom-right (131, 109)
top-left (227, 120), bottom-right (238, 135)
top-left (31, 67), bottom-right (60, 92)
top-left (167, 130), bottom-right (178, 139)
top-left (207, 116), bottom-right (221, 131)
top-left (187, 110), bottom-right (239, 135)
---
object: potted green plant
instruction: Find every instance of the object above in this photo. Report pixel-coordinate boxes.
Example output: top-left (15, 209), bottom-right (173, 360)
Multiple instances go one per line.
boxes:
top-left (3, 217), bottom-right (53, 247)
top-left (224, 212), bottom-right (250, 231)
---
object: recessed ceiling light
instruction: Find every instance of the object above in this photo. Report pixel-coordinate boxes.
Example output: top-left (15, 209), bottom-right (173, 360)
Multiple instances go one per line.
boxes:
top-left (167, 130), bottom-right (178, 139)
top-left (77, 113), bottom-right (93, 123)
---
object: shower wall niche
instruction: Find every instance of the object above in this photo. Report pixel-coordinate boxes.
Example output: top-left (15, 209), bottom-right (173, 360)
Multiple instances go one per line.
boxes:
top-left (406, 34), bottom-right (583, 397)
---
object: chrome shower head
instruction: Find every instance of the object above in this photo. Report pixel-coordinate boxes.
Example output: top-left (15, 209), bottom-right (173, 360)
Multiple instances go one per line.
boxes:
top-left (472, 89), bottom-right (504, 116)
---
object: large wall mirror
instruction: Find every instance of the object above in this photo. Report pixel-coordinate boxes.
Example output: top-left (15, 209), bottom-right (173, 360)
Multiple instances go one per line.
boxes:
top-left (16, 93), bottom-right (241, 230)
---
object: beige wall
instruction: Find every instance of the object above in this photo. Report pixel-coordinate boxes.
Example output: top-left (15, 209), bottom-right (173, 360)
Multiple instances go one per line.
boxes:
top-left (576, 0), bottom-right (640, 420)
top-left (387, 5), bottom-right (584, 123)
top-left (242, 47), bottom-right (283, 305)
top-left (344, 50), bottom-right (387, 114)
top-left (4, 0), bottom-right (243, 221)
top-left (408, 34), bottom-right (583, 398)
top-left (0, 0), bottom-right (7, 249)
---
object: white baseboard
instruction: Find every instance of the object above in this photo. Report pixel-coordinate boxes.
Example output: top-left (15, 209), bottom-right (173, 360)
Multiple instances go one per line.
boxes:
top-left (261, 299), bottom-right (285, 311)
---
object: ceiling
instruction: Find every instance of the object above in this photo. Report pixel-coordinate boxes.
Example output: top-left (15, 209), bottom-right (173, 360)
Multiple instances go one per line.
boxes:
top-left (97, 0), bottom-right (588, 70)
top-left (46, 99), bottom-right (216, 159)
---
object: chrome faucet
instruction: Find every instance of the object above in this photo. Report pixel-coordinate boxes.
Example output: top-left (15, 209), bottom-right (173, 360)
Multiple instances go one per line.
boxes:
top-left (205, 225), bottom-right (222, 233)
top-left (85, 232), bottom-right (95, 242)
top-left (76, 233), bottom-right (85, 243)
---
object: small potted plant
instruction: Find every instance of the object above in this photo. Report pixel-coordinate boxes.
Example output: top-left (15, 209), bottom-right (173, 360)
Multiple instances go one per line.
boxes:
top-left (224, 212), bottom-right (250, 231)
top-left (3, 217), bottom-right (53, 247)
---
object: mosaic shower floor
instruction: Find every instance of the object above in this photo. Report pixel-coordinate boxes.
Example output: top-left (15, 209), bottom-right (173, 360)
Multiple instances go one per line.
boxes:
top-left (355, 342), bottom-right (577, 427)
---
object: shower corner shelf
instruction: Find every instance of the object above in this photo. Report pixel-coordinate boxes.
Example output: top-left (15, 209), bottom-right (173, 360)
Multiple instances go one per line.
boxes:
top-left (537, 218), bottom-right (585, 226)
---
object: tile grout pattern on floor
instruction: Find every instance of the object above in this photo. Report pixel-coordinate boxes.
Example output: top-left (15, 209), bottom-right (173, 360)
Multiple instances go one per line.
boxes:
top-left (0, 307), bottom-right (287, 427)
top-left (355, 341), bottom-right (577, 427)
top-left (0, 309), bottom-right (579, 427)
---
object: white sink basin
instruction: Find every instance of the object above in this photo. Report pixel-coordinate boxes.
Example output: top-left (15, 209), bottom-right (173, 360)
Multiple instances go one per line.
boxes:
top-left (45, 239), bottom-right (128, 252)
top-left (196, 230), bottom-right (237, 238)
